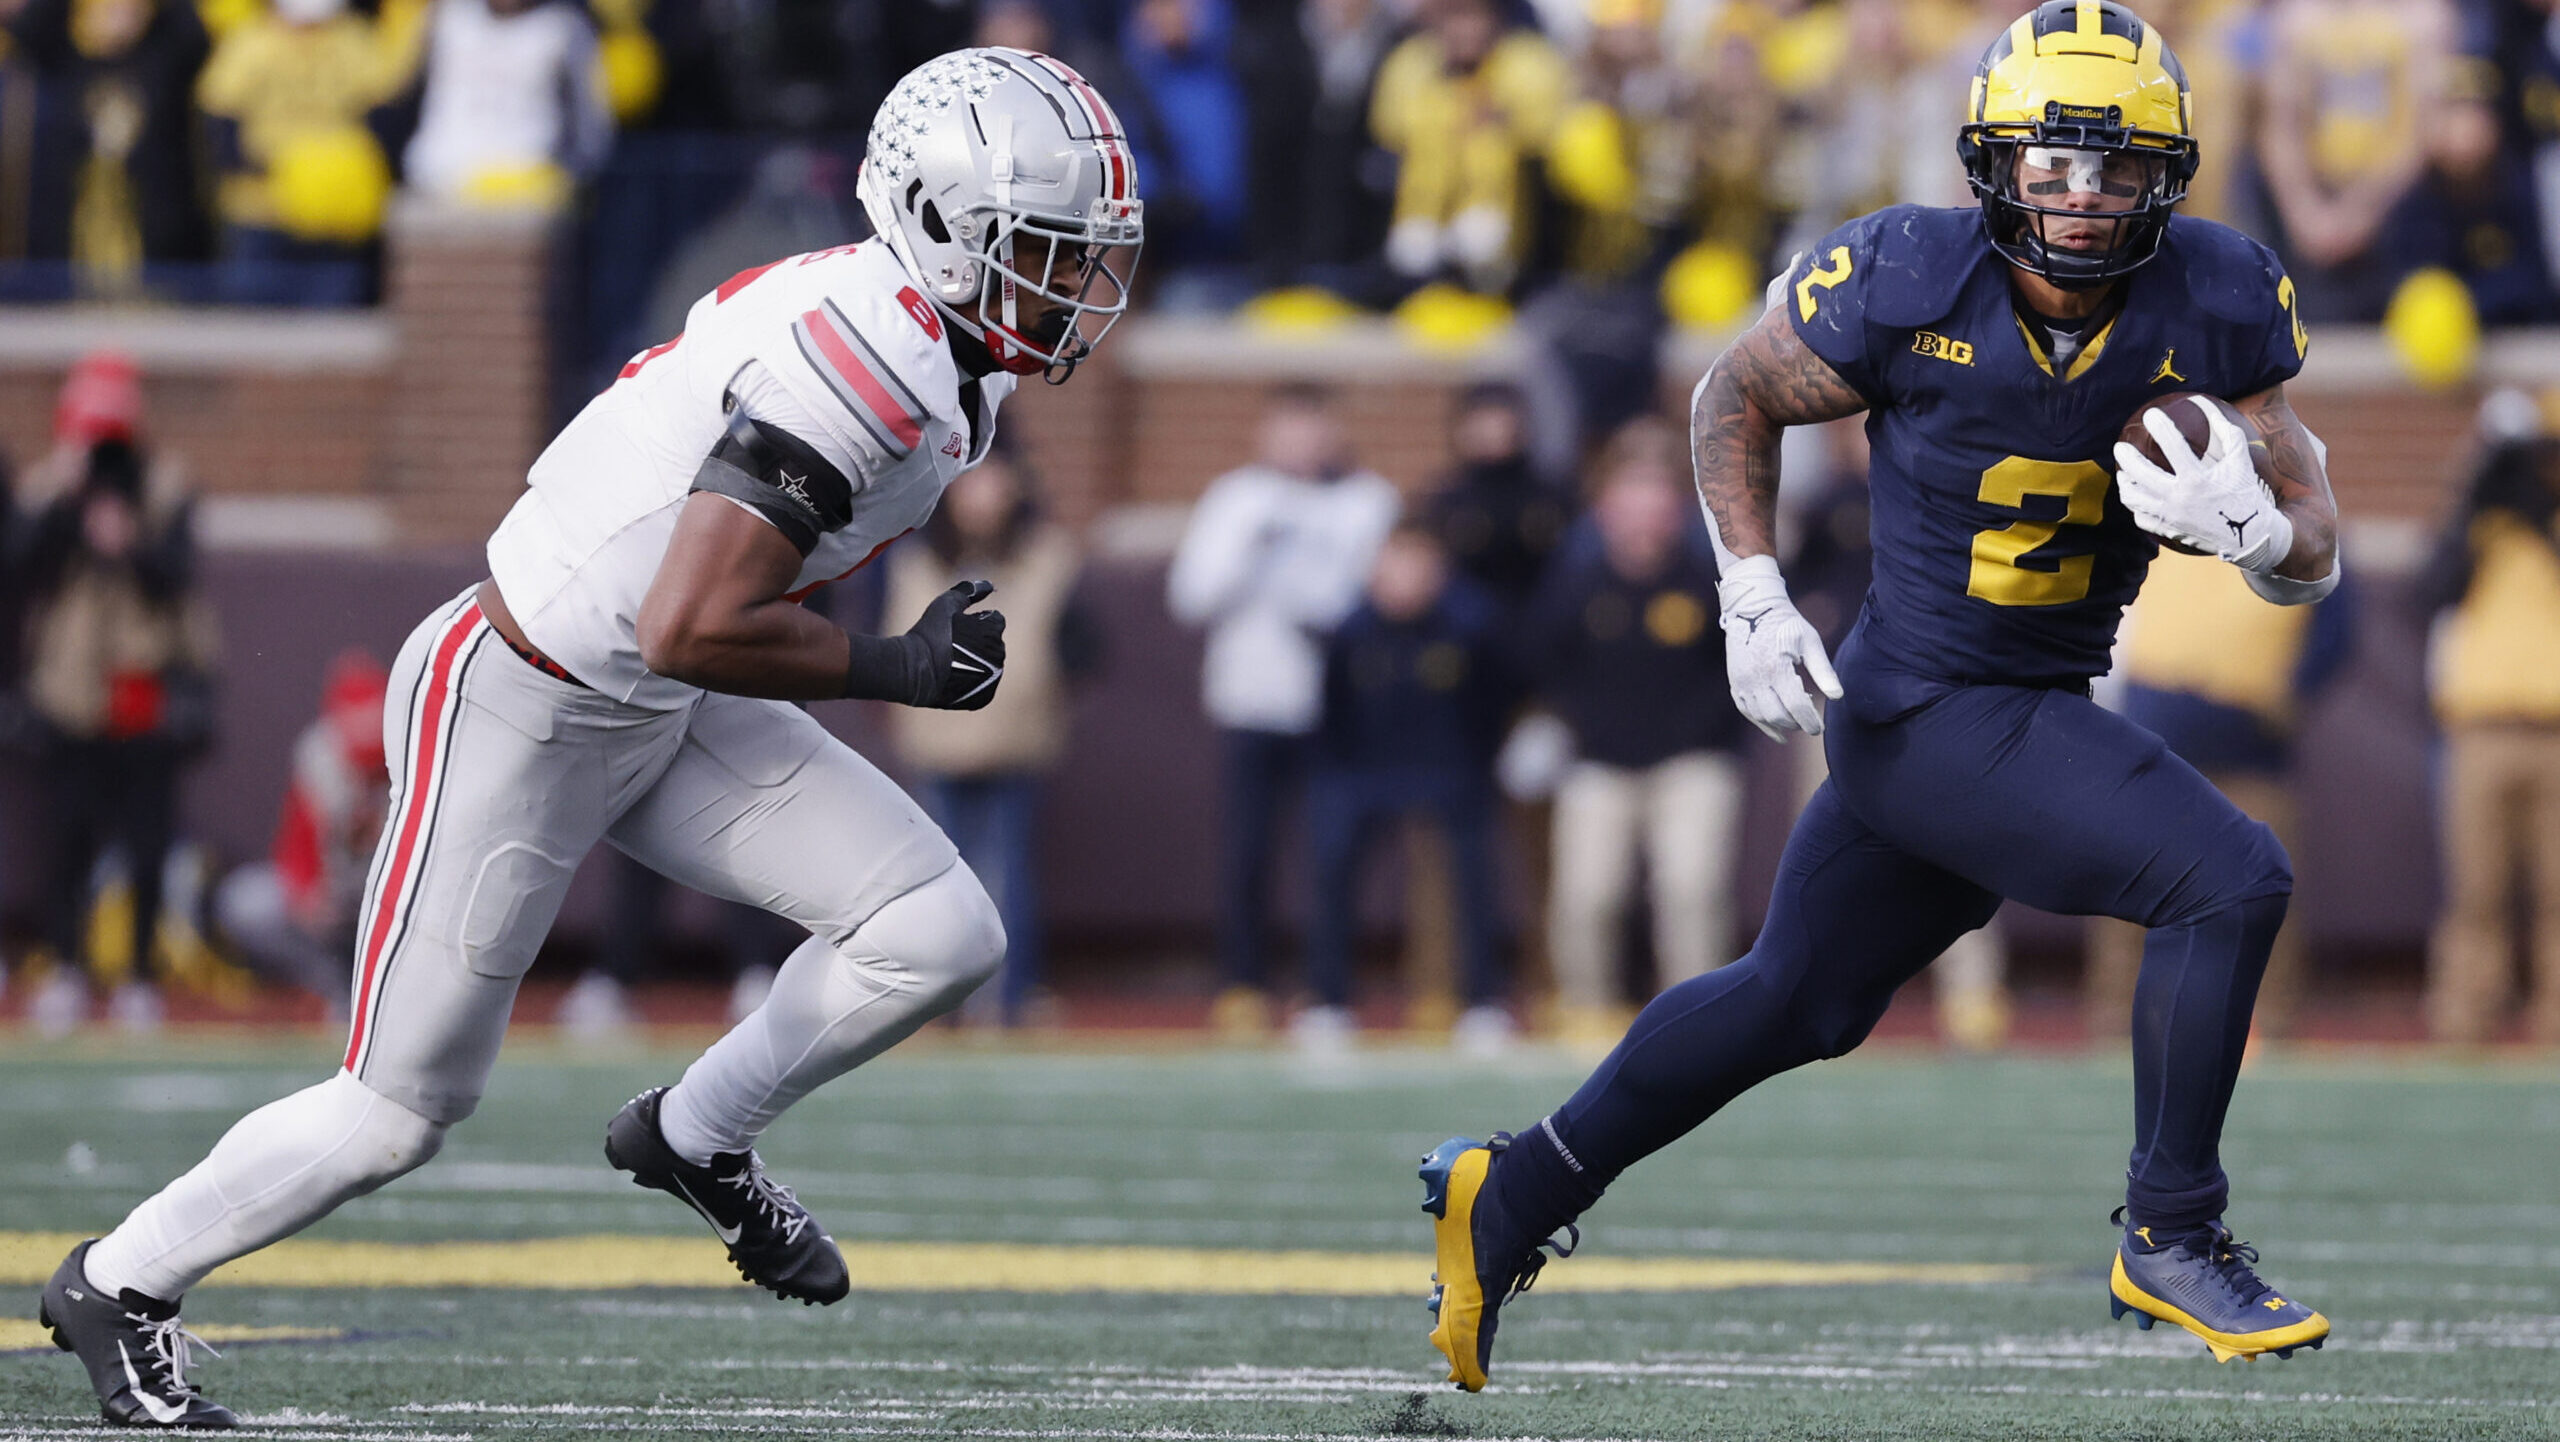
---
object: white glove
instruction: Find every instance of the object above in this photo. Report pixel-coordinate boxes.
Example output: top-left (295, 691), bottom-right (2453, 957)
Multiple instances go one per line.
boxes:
top-left (2110, 398), bottom-right (2294, 573)
top-left (1716, 554), bottom-right (1842, 741)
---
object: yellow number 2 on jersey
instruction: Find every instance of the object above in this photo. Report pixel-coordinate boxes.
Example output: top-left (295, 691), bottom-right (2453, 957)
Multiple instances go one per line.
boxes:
top-left (1966, 457), bottom-right (2111, 607)
top-left (1794, 246), bottom-right (1854, 322)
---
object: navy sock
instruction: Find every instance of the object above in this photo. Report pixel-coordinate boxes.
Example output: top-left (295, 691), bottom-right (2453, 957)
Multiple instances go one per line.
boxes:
top-left (1486, 1116), bottom-right (1607, 1243)
top-left (2124, 892), bottom-right (2286, 1235)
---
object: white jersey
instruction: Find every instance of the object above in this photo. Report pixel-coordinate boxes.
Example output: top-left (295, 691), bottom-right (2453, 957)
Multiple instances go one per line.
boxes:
top-left (487, 240), bottom-right (1017, 708)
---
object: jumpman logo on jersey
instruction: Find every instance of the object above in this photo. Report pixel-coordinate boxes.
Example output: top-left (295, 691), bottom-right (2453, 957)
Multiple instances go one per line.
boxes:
top-left (2150, 349), bottom-right (2185, 385)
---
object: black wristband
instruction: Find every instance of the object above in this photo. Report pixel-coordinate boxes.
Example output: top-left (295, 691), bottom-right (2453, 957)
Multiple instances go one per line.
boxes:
top-left (841, 632), bottom-right (930, 704)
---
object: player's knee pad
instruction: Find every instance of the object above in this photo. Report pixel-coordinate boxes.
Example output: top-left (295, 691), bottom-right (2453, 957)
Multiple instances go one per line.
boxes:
top-left (2237, 818), bottom-right (2294, 899)
top-left (2154, 815), bottom-right (2293, 930)
top-left (330, 1072), bottom-right (448, 1193)
top-left (265, 1072), bottom-right (447, 1203)
top-left (851, 861), bottom-right (1006, 1007)
top-left (1789, 989), bottom-right (1895, 1061)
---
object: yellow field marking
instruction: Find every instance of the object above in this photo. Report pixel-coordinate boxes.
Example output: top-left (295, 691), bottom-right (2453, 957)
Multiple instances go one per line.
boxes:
top-left (0, 1233), bottom-right (2029, 1296)
top-left (0, 1318), bottom-right (347, 1352)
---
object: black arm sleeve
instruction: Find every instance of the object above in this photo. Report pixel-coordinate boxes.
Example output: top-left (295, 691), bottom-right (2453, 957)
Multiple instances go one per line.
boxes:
top-left (688, 405), bottom-right (857, 557)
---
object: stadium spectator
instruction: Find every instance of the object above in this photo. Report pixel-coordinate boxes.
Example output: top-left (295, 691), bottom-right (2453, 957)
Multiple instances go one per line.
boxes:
top-left (13, 351), bottom-right (215, 1035)
top-left (2255, 0), bottom-right (2464, 323)
top-left (1305, 520), bottom-right (1513, 1053)
top-left (3, 0), bottom-right (210, 296)
top-left (1525, 423), bottom-right (1742, 1042)
top-left (2496, 0), bottom-right (2560, 302)
top-left (193, 0), bottom-right (425, 305)
top-left (1422, 381), bottom-right (1571, 624)
top-left (2414, 388), bottom-right (2560, 1046)
top-left (1231, 0), bottom-right (1396, 294)
top-left (888, 442), bottom-right (1099, 1028)
top-left (1167, 384), bottom-right (1397, 1039)
top-left (2395, 33), bottom-right (2558, 327)
top-left (2084, 550), bottom-right (2356, 1044)
top-left (210, 649), bottom-right (387, 1013)
top-left (1304, 0), bottom-right (1401, 290)
top-left (1113, 0), bottom-right (1247, 291)
top-left (2089, 0), bottom-right (2270, 234)
top-left (1370, 0), bottom-right (1572, 295)
top-left (401, 0), bottom-right (611, 206)
top-left (1514, 0), bottom-right (1693, 474)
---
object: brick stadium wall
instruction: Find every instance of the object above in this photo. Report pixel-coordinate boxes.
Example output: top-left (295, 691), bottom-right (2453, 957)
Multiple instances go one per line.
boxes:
top-left (0, 202), bottom-right (557, 539)
top-left (0, 312), bottom-right (395, 498)
top-left (0, 283), bottom-right (2509, 534)
top-left (381, 203), bottom-right (561, 543)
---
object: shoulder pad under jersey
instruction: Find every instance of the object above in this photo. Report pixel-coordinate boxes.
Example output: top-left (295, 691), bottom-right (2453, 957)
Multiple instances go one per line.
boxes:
top-left (1851, 205), bottom-right (1999, 332)
top-left (2161, 215), bottom-right (2290, 327)
top-left (782, 245), bottom-right (963, 467)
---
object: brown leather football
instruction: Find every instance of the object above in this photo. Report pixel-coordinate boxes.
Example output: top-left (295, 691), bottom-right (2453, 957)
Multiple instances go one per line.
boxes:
top-left (2119, 391), bottom-right (2248, 471)
top-left (2119, 392), bottom-right (2259, 556)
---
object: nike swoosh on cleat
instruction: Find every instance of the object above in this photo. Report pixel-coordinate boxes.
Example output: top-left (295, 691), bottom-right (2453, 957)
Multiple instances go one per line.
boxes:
top-left (668, 1178), bottom-right (744, 1246)
top-left (118, 1341), bottom-right (188, 1425)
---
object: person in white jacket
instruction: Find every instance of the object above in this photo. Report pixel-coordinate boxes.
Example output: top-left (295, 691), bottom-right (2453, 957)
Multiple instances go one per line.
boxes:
top-left (1167, 383), bottom-right (1397, 1036)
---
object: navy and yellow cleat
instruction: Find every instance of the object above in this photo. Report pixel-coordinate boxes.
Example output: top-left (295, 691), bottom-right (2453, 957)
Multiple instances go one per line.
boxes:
top-left (1419, 1134), bottom-right (1576, 1392)
top-left (2107, 1211), bottom-right (2329, 1363)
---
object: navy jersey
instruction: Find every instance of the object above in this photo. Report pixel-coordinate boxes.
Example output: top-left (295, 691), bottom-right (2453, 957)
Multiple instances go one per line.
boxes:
top-left (1785, 205), bottom-right (2306, 698)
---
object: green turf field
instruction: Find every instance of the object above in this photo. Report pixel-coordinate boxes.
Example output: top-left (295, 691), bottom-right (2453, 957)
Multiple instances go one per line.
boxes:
top-left (0, 1036), bottom-right (2553, 1440)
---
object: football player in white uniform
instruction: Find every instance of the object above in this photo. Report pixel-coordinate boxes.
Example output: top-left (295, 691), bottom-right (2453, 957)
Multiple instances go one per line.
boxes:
top-left (38, 48), bottom-right (1141, 1430)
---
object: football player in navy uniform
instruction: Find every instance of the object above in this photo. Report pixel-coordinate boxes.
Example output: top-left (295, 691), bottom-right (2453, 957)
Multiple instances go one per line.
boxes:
top-left (1420, 1), bottom-right (2341, 1390)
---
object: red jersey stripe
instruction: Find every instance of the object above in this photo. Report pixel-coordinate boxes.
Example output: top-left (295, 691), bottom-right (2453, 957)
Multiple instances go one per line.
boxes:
top-left (802, 307), bottom-right (925, 451)
top-left (343, 603), bottom-right (482, 1072)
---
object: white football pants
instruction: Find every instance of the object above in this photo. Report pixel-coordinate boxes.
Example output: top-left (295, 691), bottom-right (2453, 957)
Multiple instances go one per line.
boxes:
top-left (84, 588), bottom-right (1003, 1302)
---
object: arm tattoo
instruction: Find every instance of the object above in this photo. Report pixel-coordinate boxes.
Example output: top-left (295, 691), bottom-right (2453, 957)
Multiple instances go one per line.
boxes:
top-left (1689, 310), bottom-right (1869, 560)
top-left (2235, 383), bottom-right (2339, 580)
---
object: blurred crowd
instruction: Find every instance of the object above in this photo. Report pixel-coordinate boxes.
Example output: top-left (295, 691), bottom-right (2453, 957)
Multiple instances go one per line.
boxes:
top-left (0, 360), bottom-right (2554, 1052)
top-left (11, 0), bottom-right (2560, 341)
top-left (5, 0), bottom-right (2560, 1050)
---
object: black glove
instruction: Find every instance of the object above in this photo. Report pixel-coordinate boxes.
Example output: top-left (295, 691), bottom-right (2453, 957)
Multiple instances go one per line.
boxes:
top-left (843, 580), bottom-right (1007, 709)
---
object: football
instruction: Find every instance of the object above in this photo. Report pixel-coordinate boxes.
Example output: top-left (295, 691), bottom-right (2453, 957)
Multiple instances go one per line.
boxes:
top-left (2118, 391), bottom-right (2260, 555)
top-left (2119, 390), bottom-right (2249, 470)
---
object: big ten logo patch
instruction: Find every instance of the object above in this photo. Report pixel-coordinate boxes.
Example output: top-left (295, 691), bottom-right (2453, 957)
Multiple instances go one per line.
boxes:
top-left (1912, 331), bottom-right (1974, 366)
top-left (1645, 590), bottom-right (1709, 647)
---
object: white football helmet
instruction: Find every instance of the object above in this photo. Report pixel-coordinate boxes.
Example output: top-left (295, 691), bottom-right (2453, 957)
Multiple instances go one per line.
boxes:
top-left (858, 48), bottom-right (1144, 381)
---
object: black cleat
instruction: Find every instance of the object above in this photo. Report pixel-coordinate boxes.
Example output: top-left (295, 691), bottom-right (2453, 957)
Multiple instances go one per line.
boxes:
top-left (39, 1241), bottom-right (237, 1429)
top-left (604, 1086), bottom-right (849, 1305)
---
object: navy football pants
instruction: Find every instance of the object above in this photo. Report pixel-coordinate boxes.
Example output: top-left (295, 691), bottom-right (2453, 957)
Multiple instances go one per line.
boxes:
top-left (1509, 680), bottom-right (2290, 1236)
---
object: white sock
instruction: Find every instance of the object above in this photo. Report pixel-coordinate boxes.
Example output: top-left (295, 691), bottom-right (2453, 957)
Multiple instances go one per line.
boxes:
top-left (84, 1072), bottom-right (446, 1302)
top-left (658, 864), bottom-right (1002, 1166)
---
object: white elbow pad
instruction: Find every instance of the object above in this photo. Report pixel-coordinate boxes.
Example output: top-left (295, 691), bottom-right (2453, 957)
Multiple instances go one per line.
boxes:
top-left (2246, 556), bottom-right (2341, 606)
